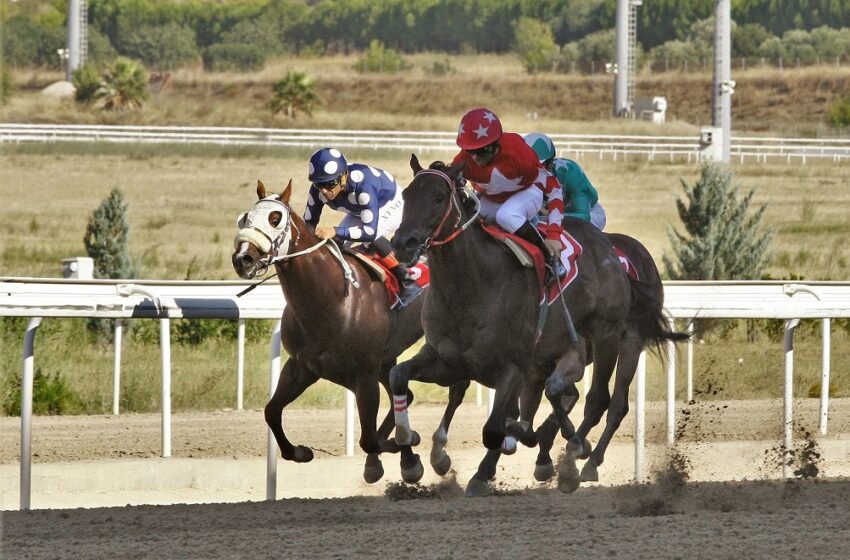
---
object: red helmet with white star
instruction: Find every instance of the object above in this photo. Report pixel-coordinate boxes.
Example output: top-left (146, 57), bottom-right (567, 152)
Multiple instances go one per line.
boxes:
top-left (456, 107), bottom-right (503, 150)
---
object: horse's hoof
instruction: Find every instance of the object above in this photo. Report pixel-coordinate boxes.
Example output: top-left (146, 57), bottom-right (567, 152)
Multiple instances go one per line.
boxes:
top-left (566, 439), bottom-right (587, 460)
top-left (430, 451), bottom-right (452, 476)
top-left (364, 462), bottom-right (384, 484)
top-left (378, 439), bottom-right (400, 454)
top-left (558, 474), bottom-right (581, 494)
top-left (464, 477), bottom-right (491, 497)
top-left (558, 454), bottom-right (580, 493)
top-left (534, 461), bottom-right (555, 482)
top-left (520, 431), bottom-right (538, 448)
top-left (501, 436), bottom-right (518, 455)
top-left (292, 446), bottom-right (314, 463)
top-left (401, 454), bottom-right (424, 483)
top-left (410, 430), bottom-right (421, 447)
top-left (578, 439), bottom-right (593, 460)
top-left (580, 461), bottom-right (599, 482)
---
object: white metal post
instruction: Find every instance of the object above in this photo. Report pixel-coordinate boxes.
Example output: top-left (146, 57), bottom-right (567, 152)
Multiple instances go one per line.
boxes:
top-left (266, 320), bottom-right (281, 501)
top-left (345, 390), bottom-right (356, 456)
top-left (20, 317), bottom-right (42, 511)
top-left (160, 318), bottom-right (171, 458)
top-left (634, 350), bottom-right (647, 482)
top-left (112, 318), bottom-right (122, 415)
top-left (820, 318), bottom-right (831, 435)
top-left (686, 322), bottom-right (694, 402)
top-left (237, 319), bottom-right (245, 410)
top-left (783, 319), bottom-right (799, 478)
top-left (487, 387), bottom-right (495, 416)
top-left (666, 319), bottom-right (676, 445)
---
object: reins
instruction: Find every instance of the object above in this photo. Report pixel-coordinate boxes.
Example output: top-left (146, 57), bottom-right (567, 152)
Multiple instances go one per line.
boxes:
top-left (415, 168), bottom-right (480, 252)
top-left (236, 200), bottom-right (360, 297)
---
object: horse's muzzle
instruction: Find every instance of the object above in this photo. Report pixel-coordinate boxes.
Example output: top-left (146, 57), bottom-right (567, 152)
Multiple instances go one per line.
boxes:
top-left (231, 250), bottom-right (259, 280)
top-left (392, 233), bottom-right (423, 267)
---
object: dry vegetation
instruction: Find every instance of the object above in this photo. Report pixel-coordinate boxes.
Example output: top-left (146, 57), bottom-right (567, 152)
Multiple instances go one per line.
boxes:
top-left (4, 53), bottom-right (850, 135)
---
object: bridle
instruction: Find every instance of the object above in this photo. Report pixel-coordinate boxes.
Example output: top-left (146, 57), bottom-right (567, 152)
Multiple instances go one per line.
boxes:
top-left (415, 168), bottom-right (480, 253)
top-left (233, 196), bottom-right (359, 290)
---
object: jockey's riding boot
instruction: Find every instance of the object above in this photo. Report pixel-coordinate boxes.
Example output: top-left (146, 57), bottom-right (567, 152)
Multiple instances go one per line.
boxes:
top-left (390, 263), bottom-right (422, 306)
top-left (514, 222), bottom-right (566, 282)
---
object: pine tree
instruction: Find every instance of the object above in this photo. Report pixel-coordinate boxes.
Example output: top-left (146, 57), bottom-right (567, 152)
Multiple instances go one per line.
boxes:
top-left (84, 188), bottom-right (138, 280)
top-left (663, 162), bottom-right (773, 280)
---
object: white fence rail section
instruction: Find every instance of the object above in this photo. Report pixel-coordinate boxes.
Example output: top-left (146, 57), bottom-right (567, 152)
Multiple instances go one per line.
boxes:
top-left (3, 278), bottom-right (850, 510)
top-left (2, 123), bottom-right (849, 163)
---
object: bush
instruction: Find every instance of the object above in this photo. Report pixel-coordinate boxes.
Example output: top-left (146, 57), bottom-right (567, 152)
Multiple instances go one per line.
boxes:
top-left (827, 95), bottom-right (850, 126)
top-left (733, 23), bottom-right (771, 58)
top-left (1, 368), bottom-right (81, 416)
top-left (354, 40), bottom-right (410, 73)
top-left (512, 17), bottom-right (558, 73)
top-left (87, 27), bottom-right (118, 65)
top-left (1, 16), bottom-right (66, 67)
top-left (269, 70), bottom-right (318, 118)
top-left (664, 163), bottom-right (773, 280)
top-left (0, 68), bottom-right (11, 105)
top-left (202, 43), bottom-right (266, 72)
top-left (84, 187), bottom-right (138, 280)
top-left (116, 22), bottom-right (199, 70)
top-left (72, 63), bottom-right (102, 104)
top-left (94, 57), bottom-right (149, 111)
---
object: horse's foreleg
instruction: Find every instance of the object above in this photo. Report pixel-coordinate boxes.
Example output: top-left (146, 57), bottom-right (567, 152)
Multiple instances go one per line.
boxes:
top-left (465, 448), bottom-right (502, 497)
top-left (430, 379), bottom-right (470, 476)
top-left (581, 329), bottom-right (644, 482)
top-left (545, 346), bottom-right (588, 493)
top-left (354, 377), bottom-right (385, 484)
top-left (265, 359), bottom-right (319, 462)
top-left (389, 344), bottom-right (444, 483)
top-left (518, 380), bottom-right (545, 447)
top-left (482, 366), bottom-right (524, 451)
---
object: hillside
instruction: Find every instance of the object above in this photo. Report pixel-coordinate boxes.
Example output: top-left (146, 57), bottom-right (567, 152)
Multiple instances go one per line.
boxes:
top-left (3, 54), bottom-right (849, 136)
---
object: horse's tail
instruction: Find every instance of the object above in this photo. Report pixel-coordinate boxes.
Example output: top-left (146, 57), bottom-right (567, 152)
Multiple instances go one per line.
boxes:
top-left (627, 277), bottom-right (690, 356)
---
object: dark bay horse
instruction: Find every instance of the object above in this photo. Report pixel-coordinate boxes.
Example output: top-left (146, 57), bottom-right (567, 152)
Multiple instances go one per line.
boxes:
top-left (533, 231), bottom-right (690, 487)
top-left (231, 180), bottom-right (426, 483)
top-left (388, 157), bottom-right (633, 496)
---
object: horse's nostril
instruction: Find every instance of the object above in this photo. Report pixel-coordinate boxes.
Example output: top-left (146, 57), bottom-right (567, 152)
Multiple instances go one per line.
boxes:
top-left (239, 254), bottom-right (254, 266)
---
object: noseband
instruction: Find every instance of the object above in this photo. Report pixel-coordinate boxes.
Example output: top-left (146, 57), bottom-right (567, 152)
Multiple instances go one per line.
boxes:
top-left (415, 168), bottom-right (480, 252)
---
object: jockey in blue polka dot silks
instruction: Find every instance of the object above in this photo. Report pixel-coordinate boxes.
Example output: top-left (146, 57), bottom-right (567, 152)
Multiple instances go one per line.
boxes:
top-left (304, 147), bottom-right (420, 304)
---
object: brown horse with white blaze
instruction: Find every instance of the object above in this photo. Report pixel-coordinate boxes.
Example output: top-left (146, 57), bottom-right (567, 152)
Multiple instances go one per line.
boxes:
top-left (231, 180), bottom-right (426, 484)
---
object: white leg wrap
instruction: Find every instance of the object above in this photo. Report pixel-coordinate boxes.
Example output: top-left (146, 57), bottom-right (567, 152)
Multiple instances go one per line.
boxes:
top-left (393, 394), bottom-right (412, 445)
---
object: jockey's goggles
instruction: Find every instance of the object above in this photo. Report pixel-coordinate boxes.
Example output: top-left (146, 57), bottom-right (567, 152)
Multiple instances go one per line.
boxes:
top-left (465, 143), bottom-right (498, 158)
top-left (316, 177), bottom-right (342, 191)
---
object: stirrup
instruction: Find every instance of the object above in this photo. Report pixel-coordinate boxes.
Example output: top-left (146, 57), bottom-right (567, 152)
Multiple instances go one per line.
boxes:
top-left (395, 283), bottom-right (423, 307)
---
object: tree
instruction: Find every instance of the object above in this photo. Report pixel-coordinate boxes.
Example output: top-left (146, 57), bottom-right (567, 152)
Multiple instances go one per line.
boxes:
top-left (269, 70), bottom-right (318, 118)
top-left (512, 17), bottom-right (558, 73)
top-left (664, 162), bottom-right (773, 281)
top-left (84, 188), bottom-right (138, 280)
top-left (94, 57), bottom-right (149, 111)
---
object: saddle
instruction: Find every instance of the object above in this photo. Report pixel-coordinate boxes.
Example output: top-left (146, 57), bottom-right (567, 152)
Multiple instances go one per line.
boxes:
top-left (344, 248), bottom-right (430, 309)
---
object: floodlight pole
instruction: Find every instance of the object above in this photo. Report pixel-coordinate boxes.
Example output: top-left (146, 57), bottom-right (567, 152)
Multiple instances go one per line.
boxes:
top-left (712, 0), bottom-right (733, 162)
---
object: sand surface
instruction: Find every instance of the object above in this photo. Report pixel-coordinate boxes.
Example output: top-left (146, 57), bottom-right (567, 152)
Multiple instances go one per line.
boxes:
top-left (2, 398), bottom-right (850, 559)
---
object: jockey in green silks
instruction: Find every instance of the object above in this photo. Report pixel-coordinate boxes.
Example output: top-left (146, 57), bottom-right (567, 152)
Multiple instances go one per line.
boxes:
top-left (524, 132), bottom-right (607, 230)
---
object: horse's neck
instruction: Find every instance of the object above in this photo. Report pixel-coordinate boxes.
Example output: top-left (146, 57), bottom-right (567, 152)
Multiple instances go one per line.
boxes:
top-left (274, 234), bottom-right (350, 316)
top-left (428, 225), bottom-right (505, 299)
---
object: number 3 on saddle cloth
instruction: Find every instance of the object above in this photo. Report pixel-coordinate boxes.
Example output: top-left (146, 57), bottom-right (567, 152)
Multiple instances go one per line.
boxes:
top-left (347, 249), bottom-right (430, 310)
top-left (481, 224), bottom-right (639, 305)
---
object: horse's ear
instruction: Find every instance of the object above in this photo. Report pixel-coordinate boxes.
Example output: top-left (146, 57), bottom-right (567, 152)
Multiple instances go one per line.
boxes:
top-left (257, 179), bottom-right (267, 200)
top-left (410, 153), bottom-right (423, 174)
top-left (281, 180), bottom-right (292, 204)
top-left (447, 160), bottom-right (465, 183)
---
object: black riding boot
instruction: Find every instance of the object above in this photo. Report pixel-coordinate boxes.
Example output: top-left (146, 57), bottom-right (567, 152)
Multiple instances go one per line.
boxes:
top-left (513, 221), bottom-right (565, 281)
top-left (391, 263), bottom-right (422, 306)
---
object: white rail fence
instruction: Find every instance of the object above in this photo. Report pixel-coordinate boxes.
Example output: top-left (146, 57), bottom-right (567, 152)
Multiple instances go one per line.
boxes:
top-left (2, 278), bottom-right (850, 510)
top-left (2, 123), bottom-right (849, 163)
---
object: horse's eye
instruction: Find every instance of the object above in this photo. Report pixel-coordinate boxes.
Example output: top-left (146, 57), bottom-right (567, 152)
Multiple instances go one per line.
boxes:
top-left (434, 193), bottom-right (446, 204)
top-left (269, 211), bottom-right (282, 227)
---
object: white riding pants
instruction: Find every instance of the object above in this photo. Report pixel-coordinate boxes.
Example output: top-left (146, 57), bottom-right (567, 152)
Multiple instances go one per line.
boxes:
top-left (478, 185), bottom-right (544, 233)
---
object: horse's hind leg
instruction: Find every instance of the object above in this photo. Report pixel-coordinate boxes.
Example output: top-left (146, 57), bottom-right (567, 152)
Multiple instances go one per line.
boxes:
top-left (265, 359), bottom-right (319, 462)
top-left (465, 448), bottom-right (502, 497)
top-left (431, 379), bottom-right (470, 476)
top-left (581, 329), bottom-right (644, 482)
top-left (544, 346), bottom-right (587, 493)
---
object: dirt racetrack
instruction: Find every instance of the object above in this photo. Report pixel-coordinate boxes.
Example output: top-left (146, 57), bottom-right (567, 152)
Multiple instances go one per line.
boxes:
top-left (2, 399), bottom-right (850, 559)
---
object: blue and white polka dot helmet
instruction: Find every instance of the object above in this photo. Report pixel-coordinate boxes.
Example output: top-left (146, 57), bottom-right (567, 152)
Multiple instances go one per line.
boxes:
top-left (308, 147), bottom-right (348, 184)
